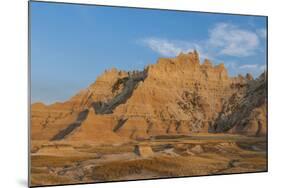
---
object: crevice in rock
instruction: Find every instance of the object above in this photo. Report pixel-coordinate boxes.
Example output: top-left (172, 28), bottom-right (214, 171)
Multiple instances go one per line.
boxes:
top-left (93, 70), bottom-right (147, 114)
top-left (113, 118), bottom-right (128, 132)
top-left (51, 109), bottom-right (89, 141)
top-left (146, 119), bottom-right (153, 134)
top-left (210, 75), bottom-right (266, 135)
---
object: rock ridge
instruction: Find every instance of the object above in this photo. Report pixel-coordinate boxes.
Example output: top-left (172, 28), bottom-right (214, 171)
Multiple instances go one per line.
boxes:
top-left (31, 51), bottom-right (267, 142)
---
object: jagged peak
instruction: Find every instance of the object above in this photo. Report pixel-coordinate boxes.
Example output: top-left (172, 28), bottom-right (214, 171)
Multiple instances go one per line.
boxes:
top-left (246, 73), bottom-right (254, 81)
top-left (202, 59), bottom-right (213, 68)
top-left (177, 49), bottom-right (199, 57)
top-left (259, 71), bottom-right (266, 79)
top-left (150, 50), bottom-right (201, 70)
top-left (213, 63), bottom-right (228, 75)
top-left (176, 50), bottom-right (200, 64)
top-left (214, 63), bottom-right (225, 69)
top-left (238, 74), bottom-right (243, 78)
top-left (104, 67), bottom-right (119, 73)
top-left (146, 51), bottom-right (231, 80)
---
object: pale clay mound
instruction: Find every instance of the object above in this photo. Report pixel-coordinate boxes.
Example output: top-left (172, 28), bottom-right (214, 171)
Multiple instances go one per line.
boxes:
top-left (134, 145), bottom-right (154, 157)
top-left (31, 51), bottom-right (267, 143)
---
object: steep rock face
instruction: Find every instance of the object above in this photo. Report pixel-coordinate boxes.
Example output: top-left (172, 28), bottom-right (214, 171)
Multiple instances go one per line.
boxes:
top-left (111, 51), bottom-right (247, 138)
top-left (210, 73), bottom-right (267, 136)
top-left (31, 51), bottom-right (267, 142)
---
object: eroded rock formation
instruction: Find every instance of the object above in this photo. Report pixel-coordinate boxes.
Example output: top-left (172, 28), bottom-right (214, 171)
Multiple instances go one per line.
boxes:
top-left (31, 51), bottom-right (267, 143)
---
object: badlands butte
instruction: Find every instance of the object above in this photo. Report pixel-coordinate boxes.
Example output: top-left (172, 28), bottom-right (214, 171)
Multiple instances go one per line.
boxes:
top-left (30, 51), bottom-right (267, 186)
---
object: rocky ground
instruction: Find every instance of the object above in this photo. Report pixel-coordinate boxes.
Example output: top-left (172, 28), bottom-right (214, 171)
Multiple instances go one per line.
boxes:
top-left (30, 134), bottom-right (267, 186)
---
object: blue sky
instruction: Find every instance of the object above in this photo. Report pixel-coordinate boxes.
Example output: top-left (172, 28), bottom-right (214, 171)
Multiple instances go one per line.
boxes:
top-left (30, 2), bottom-right (267, 104)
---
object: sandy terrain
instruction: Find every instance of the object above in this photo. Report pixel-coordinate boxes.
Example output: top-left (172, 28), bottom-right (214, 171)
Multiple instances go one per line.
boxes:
top-left (30, 134), bottom-right (267, 186)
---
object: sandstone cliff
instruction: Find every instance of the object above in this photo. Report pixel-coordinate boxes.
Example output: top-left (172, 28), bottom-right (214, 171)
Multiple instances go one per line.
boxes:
top-left (31, 51), bottom-right (267, 143)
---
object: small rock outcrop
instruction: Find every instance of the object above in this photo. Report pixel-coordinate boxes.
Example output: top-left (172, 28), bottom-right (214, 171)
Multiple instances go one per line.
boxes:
top-left (134, 145), bottom-right (154, 157)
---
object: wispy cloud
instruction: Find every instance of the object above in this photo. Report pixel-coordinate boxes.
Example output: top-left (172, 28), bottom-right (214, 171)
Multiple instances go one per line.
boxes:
top-left (140, 38), bottom-right (213, 61)
top-left (140, 23), bottom-right (264, 59)
top-left (139, 22), bottom-right (266, 77)
top-left (238, 64), bottom-right (266, 77)
top-left (141, 38), bottom-right (188, 57)
top-left (208, 23), bottom-right (260, 57)
top-left (239, 64), bottom-right (258, 69)
top-left (224, 62), bottom-right (266, 77)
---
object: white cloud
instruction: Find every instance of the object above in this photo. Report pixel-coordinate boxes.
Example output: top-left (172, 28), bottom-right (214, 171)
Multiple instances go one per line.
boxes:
top-left (223, 62), bottom-right (266, 78)
top-left (141, 38), bottom-right (185, 57)
top-left (208, 23), bottom-right (260, 57)
top-left (140, 23), bottom-right (266, 77)
top-left (242, 64), bottom-right (266, 77)
top-left (239, 64), bottom-right (258, 69)
top-left (141, 23), bottom-right (262, 59)
top-left (239, 64), bottom-right (266, 73)
top-left (140, 38), bottom-right (214, 61)
top-left (238, 63), bottom-right (266, 77)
